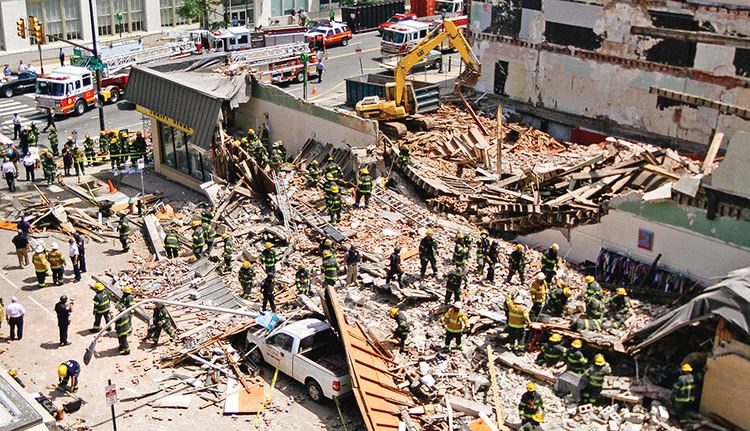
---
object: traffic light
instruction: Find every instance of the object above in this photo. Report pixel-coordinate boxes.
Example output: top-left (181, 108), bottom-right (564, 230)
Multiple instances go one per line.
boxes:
top-left (16, 18), bottom-right (25, 39)
top-left (34, 24), bottom-right (44, 43)
top-left (28, 16), bottom-right (38, 42)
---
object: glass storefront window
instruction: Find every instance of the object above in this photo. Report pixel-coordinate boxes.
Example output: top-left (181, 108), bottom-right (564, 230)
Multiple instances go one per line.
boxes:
top-left (158, 122), bottom-right (212, 181)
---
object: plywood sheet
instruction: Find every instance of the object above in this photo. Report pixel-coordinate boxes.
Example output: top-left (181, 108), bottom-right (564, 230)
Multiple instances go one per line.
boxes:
top-left (223, 377), bottom-right (265, 414)
top-left (700, 354), bottom-right (750, 430)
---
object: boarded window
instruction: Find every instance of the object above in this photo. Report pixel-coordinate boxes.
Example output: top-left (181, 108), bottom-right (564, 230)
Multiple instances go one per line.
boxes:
top-left (544, 22), bottom-right (602, 50)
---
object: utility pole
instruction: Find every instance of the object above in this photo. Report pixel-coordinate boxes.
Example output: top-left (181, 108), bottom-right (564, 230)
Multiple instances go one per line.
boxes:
top-left (87, 0), bottom-right (106, 132)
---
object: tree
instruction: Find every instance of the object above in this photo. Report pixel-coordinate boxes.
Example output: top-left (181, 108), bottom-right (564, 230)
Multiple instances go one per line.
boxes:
top-left (177, 0), bottom-right (222, 29)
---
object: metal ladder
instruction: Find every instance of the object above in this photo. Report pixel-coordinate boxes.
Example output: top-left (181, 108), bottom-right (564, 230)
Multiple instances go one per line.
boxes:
top-left (290, 201), bottom-right (346, 243)
top-left (272, 172), bottom-right (298, 241)
top-left (371, 186), bottom-right (434, 227)
top-left (229, 42), bottom-right (310, 65)
top-left (76, 41), bottom-right (197, 74)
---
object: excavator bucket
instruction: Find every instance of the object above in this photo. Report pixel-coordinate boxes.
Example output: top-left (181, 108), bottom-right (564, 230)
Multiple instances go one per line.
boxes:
top-left (456, 67), bottom-right (480, 88)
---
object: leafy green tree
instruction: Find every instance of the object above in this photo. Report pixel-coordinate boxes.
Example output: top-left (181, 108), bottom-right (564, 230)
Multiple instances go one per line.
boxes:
top-left (177, 0), bottom-right (222, 29)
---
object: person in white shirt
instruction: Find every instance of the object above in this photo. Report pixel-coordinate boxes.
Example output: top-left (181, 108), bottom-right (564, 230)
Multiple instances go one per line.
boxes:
top-left (27, 64), bottom-right (37, 74)
top-left (22, 153), bottom-right (37, 182)
top-left (5, 297), bottom-right (25, 340)
top-left (12, 113), bottom-right (22, 140)
top-left (69, 238), bottom-right (81, 282)
top-left (2, 158), bottom-right (17, 192)
top-left (18, 61), bottom-right (28, 73)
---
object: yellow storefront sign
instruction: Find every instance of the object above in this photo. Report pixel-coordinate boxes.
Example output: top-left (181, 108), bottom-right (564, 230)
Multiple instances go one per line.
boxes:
top-left (136, 105), bottom-right (195, 134)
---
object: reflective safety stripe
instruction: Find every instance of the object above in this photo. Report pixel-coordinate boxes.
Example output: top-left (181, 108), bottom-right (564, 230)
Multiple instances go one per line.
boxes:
top-left (444, 309), bottom-right (468, 333)
top-left (33, 253), bottom-right (48, 272)
top-left (507, 304), bottom-right (528, 328)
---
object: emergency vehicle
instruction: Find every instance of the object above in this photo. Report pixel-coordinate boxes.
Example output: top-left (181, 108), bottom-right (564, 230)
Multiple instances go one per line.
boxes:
top-left (209, 26), bottom-right (255, 52)
top-left (378, 13), bottom-right (416, 35)
top-left (35, 66), bottom-right (127, 116)
top-left (305, 21), bottom-right (353, 48)
top-left (229, 42), bottom-right (319, 85)
top-left (380, 15), bottom-right (467, 55)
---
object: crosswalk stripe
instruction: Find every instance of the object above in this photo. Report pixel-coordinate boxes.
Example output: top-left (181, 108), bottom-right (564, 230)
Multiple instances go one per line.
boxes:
top-left (0, 100), bottom-right (23, 106)
top-left (0, 107), bottom-right (38, 117)
top-left (0, 102), bottom-right (24, 111)
top-left (0, 105), bottom-right (35, 115)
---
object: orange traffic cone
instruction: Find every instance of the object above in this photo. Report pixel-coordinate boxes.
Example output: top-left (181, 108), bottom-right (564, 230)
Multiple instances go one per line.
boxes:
top-left (107, 179), bottom-right (117, 193)
top-left (311, 86), bottom-right (318, 96)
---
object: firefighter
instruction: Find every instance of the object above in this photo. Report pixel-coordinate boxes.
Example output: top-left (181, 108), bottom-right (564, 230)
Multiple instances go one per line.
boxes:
top-left (57, 360), bottom-right (80, 392)
top-left (259, 242), bottom-right (277, 275)
top-left (201, 207), bottom-right (214, 224)
top-left (117, 213), bottom-right (130, 252)
top-left (144, 303), bottom-right (174, 346)
top-left (246, 128), bottom-right (257, 144)
top-left (295, 263), bottom-right (311, 295)
top-left (672, 363), bottom-right (696, 418)
top-left (272, 140), bottom-right (286, 161)
top-left (388, 307), bottom-right (410, 353)
top-left (72, 145), bottom-right (85, 176)
top-left (325, 155), bottom-right (343, 181)
top-left (321, 250), bottom-right (339, 287)
top-left (585, 296), bottom-right (605, 320)
top-left (546, 281), bottom-right (572, 317)
top-left (109, 137), bottom-right (120, 169)
top-left (419, 229), bottom-right (438, 278)
top-left (452, 233), bottom-right (468, 269)
top-left (261, 276), bottom-right (276, 313)
top-left (566, 339), bottom-right (588, 374)
top-left (385, 247), bottom-right (403, 288)
top-left (83, 134), bottom-right (95, 165)
top-left (306, 160), bottom-right (322, 187)
top-left (518, 382), bottom-right (544, 424)
top-left (239, 261), bottom-right (255, 298)
top-left (583, 275), bottom-right (604, 301)
top-left (529, 273), bottom-right (548, 320)
top-left (540, 243), bottom-right (559, 283)
top-left (476, 230), bottom-right (490, 274)
top-left (32, 245), bottom-right (50, 288)
top-left (319, 238), bottom-right (334, 257)
top-left (536, 333), bottom-right (566, 367)
top-left (581, 354), bottom-right (611, 404)
top-left (116, 286), bottom-right (135, 355)
top-left (132, 130), bottom-right (147, 163)
top-left (573, 316), bottom-right (603, 332)
top-left (47, 242), bottom-right (65, 286)
top-left (269, 145), bottom-right (283, 171)
top-left (485, 240), bottom-right (500, 283)
top-left (41, 149), bottom-right (56, 185)
top-left (398, 144), bottom-right (410, 168)
top-left (505, 295), bottom-right (530, 350)
top-left (164, 229), bottom-right (180, 259)
top-left (326, 184), bottom-right (342, 224)
top-left (254, 143), bottom-right (268, 168)
top-left (98, 130), bottom-right (109, 155)
top-left (607, 288), bottom-right (630, 325)
top-left (48, 127), bottom-right (59, 155)
top-left (91, 282), bottom-right (111, 332)
top-left (443, 302), bottom-right (469, 351)
top-left (519, 413), bottom-right (544, 431)
top-left (356, 168), bottom-right (372, 208)
top-left (222, 233), bottom-right (233, 270)
top-left (201, 218), bottom-right (216, 251)
top-left (191, 220), bottom-right (205, 259)
top-left (323, 172), bottom-right (336, 193)
top-left (507, 244), bottom-right (528, 284)
top-left (445, 267), bottom-right (467, 303)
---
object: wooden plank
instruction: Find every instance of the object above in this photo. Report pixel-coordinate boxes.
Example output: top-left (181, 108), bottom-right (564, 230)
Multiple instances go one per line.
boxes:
top-left (643, 164), bottom-right (680, 181)
top-left (486, 347), bottom-right (510, 430)
top-left (702, 131), bottom-right (724, 175)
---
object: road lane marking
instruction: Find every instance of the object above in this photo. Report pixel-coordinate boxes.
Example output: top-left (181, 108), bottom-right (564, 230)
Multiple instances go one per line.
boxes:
top-left (0, 270), bottom-right (55, 317)
top-left (326, 47), bottom-right (380, 60)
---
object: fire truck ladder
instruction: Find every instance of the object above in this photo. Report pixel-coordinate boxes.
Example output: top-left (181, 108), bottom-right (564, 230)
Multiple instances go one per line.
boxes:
top-left (77, 41), bottom-right (197, 74)
top-left (229, 42), bottom-right (310, 66)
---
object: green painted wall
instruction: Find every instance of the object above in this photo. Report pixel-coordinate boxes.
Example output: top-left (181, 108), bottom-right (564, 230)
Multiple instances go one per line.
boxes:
top-left (617, 200), bottom-right (750, 248)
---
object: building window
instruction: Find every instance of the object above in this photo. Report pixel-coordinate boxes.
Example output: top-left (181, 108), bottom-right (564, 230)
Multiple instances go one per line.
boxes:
top-left (97, 0), bottom-right (113, 35)
top-left (272, 0), bottom-right (307, 17)
top-left (160, 0), bottom-right (190, 27)
top-left (97, 0), bottom-right (145, 36)
top-left (26, 0), bottom-right (82, 44)
top-left (159, 123), bottom-right (212, 181)
top-left (130, 0), bottom-right (144, 31)
top-left (229, 0), bottom-right (253, 26)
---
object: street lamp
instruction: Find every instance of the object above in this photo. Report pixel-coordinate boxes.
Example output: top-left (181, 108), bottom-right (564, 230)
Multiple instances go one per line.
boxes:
top-left (83, 298), bottom-right (264, 365)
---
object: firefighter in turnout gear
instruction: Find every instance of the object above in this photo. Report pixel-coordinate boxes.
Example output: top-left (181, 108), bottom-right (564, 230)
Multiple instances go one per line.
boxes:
top-left (672, 363), bottom-right (696, 418)
top-left (201, 220), bottom-right (216, 251)
top-left (607, 288), bottom-right (630, 325)
top-left (574, 316), bottom-right (603, 332)
top-left (118, 213), bottom-right (130, 252)
top-left (385, 247), bottom-right (403, 288)
top-left (116, 286), bottom-right (135, 355)
top-left (583, 275), bottom-right (604, 301)
top-left (519, 413), bottom-right (544, 431)
top-left (222, 233), bottom-right (233, 270)
top-left (323, 173), bottom-right (336, 193)
top-left (546, 282), bottom-right (571, 317)
top-left (581, 354), bottom-right (611, 404)
top-left (585, 297), bottom-right (605, 320)
top-left (98, 130), bottom-right (108, 155)
top-left (164, 230), bottom-right (180, 259)
top-left (49, 128), bottom-right (59, 155)
top-left (239, 261), bottom-right (255, 298)
top-left (419, 230), bottom-right (438, 277)
top-left (91, 282), bottom-right (112, 332)
top-left (530, 273), bottom-right (548, 320)
top-left (133, 131), bottom-right (147, 163)
top-left (32, 245), bottom-right (50, 288)
top-left (536, 333), bottom-right (566, 367)
top-left (356, 168), bottom-right (372, 207)
top-left (260, 242), bottom-right (277, 275)
top-left (485, 240), bottom-right (500, 282)
top-left (325, 155), bottom-right (343, 181)
top-left (261, 276), bottom-right (276, 313)
top-left (541, 243), bottom-right (560, 283)
top-left (507, 244), bottom-right (528, 283)
top-left (566, 339), bottom-right (588, 374)
top-left (72, 145), bottom-right (85, 175)
top-left (319, 238), bottom-right (334, 257)
top-left (295, 264), bottom-right (311, 295)
top-left (443, 302), bottom-right (469, 351)
top-left (518, 382), bottom-right (544, 424)
top-left (47, 243), bottom-right (65, 286)
top-left (109, 138), bottom-right (120, 169)
top-left (445, 268), bottom-right (467, 303)
top-left (83, 134), bottom-right (95, 165)
top-left (191, 220), bottom-right (205, 259)
top-left (389, 307), bottom-right (410, 353)
top-left (505, 295), bottom-right (530, 350)
top-left (452, 233), bottom-right (469, 269)
top-left (326, 185), bottom-right (342, 224)
top-left (321, 250), bottom-right (339, 287)
top-left (144, 303), bottom-right (174, 346)
top-left (201, 207), bottom-right (214, 225)
top-left (476, 231), bottom-right (490, 274)
top-left (398, 144), bottom-right (410, 168)
top-left (306, 160), bottom-right (322, 187)
top-left (41, 150), bottom-right (56, 185)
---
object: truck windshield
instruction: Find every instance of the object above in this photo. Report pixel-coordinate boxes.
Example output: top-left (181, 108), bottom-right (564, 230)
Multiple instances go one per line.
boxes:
top-left (383, 30), bottom-right (406, 44)
top-left (36, 81), bottom-right (65, 96)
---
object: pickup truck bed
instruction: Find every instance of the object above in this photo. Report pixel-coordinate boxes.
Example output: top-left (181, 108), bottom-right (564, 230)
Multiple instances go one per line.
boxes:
top-left (301, 341), bottom-right (348, 377)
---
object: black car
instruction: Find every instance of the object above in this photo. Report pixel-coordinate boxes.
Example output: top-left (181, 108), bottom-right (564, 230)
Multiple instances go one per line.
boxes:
top-left (1, 72), bottom-right (38, 98)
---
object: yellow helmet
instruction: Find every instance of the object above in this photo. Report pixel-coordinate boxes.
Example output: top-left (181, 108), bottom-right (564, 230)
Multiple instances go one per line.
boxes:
top-left (298, 263), bottom-right (305, 269)
top-left (616, 288), bottom-right (627, 296)
top-left (325, 173), bottom-right (333, 180)
top-left (234, 140), bottom-right (241, 146)
top-left (388, 307), bottom-right (399, 317)
top-left (584, 275), bottom-right (595, 284)
top-left (681, 363), bottom-right (693, 372)
top-left (122, 286), bottom-right (133, 294)
top-left (240, 137), bottom-right (248, 143)
top-left (532, 412), bottom-right (544, 423)
top-left (550, 243), bottom-right (559, 251)
top-left (571, 339), bottom-right (583, 348)
top-left (515, 244), bottom-right (523, 251)
top-left (549, 333), bottom-right (562, 342)
top-left (221, 232), bottom-right (230, 239)
top-left (57, 364), bottom-right (68, 378)
top-left (361, 168), bottom-right (369, 175)
top-left (248, 128), bottom-right (255, 135)
top-left (85, 134), bottom-right (90, 138)
top-left (242, 261), bottom-right (251, 269)
top-left (67, 136), bottom-right (73, 140)
top-left (425, 229), bottom-right (433, 237)
top-left (311, 160), bottom-right (318, 165)
top-left (192, 220), bottom-right (201, 227)
top-left (331, 185), bottom-right (339, 193)
top-left (100, 130), bottom-right (106, 135)
top-left (456, 232), bottom-right (464, 240)
top-left (562, 287), bottom-right (571, 297)
top-left (265, 242), bottom-right (273, 249)
top-left (110, 138), bottom-right (117, 143)
top-left (323, 250), bottom-right (333, 258)
top-left (594, 354), bottom-right (606, 366)
top-left (481, 230), bottom-right (488, 236)
top-left (95, 282), bottom-right (105, 291)
top-left (526, 382), bottom-right (536, 392)
top-left (41, 148), bottom-right (48, 154)
top-left (324, 239), bottom-right (333, 246)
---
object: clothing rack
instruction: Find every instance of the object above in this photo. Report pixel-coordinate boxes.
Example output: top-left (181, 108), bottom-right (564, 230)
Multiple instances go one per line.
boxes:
top-left (595, 248), bottom-right (699, 296)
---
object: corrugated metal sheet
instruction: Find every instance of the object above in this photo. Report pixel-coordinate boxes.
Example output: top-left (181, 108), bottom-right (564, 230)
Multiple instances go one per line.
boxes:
top-left (125, 66), bottom-right (222, 150)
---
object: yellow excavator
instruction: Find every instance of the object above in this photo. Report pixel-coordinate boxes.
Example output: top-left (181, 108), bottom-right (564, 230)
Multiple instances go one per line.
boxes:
top-left (355, 19), bottom-right (481, 122)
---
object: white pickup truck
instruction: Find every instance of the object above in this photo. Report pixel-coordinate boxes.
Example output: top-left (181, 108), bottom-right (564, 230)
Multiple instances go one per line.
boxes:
top-left (245, 318), bottom-right (352, 402)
